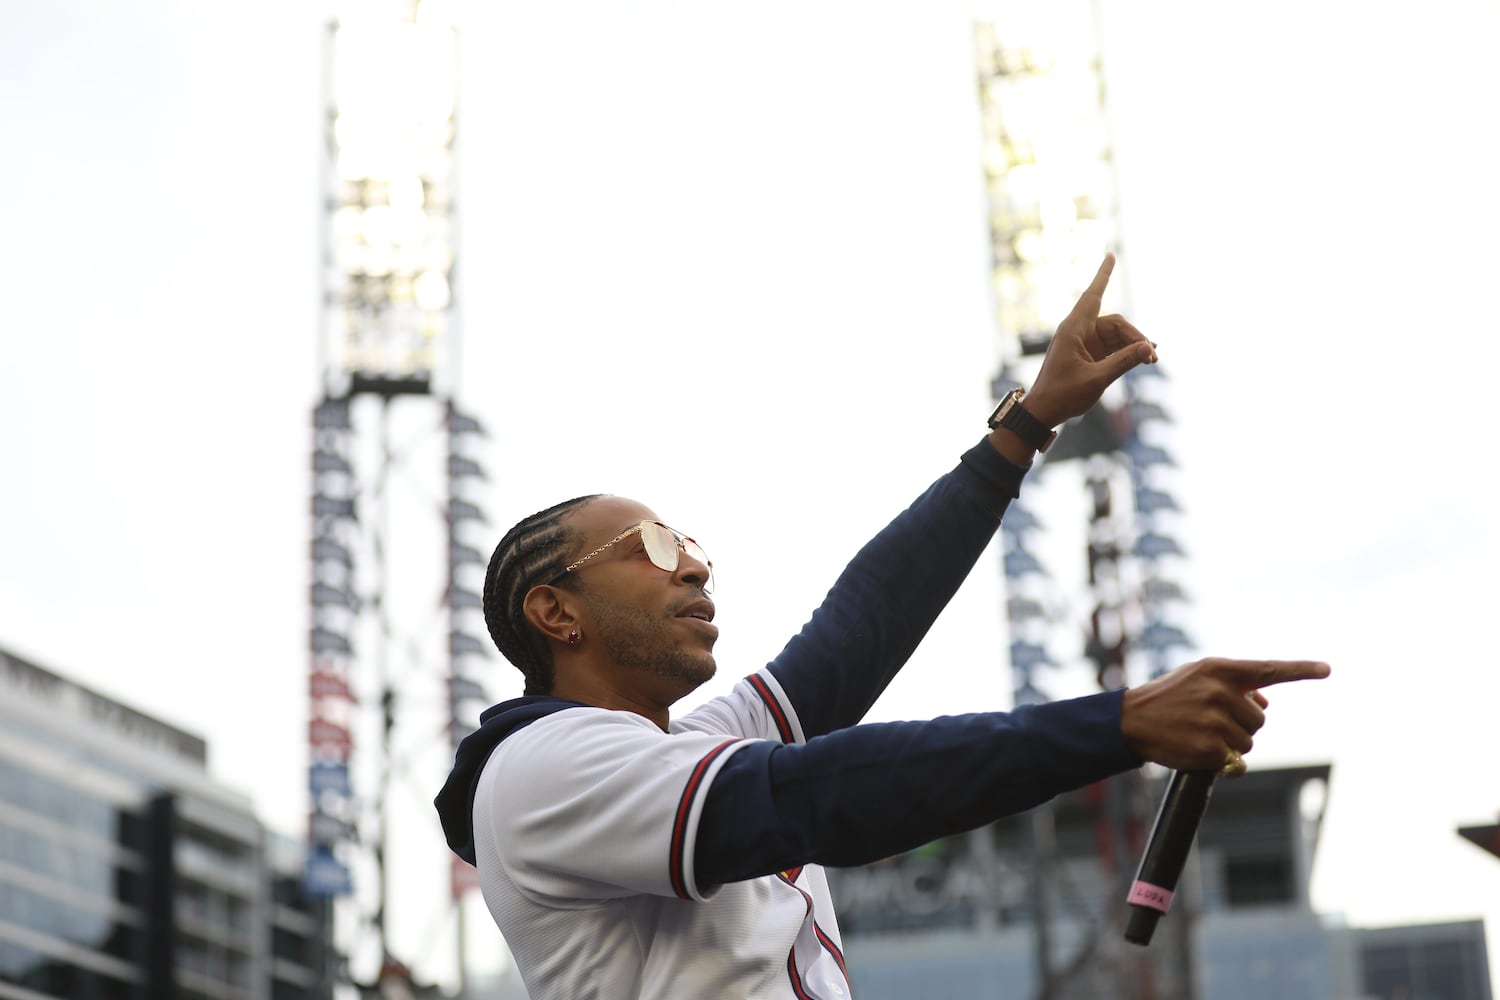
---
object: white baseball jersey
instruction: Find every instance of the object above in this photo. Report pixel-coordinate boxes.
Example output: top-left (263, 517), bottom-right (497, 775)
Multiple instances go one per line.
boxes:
top-left (471, 667), bottom-right (850, 1000)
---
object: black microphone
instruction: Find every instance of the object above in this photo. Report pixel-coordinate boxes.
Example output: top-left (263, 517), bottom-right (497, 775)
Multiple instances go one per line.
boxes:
top-left (1124, 769), bottom-right (1217, 946)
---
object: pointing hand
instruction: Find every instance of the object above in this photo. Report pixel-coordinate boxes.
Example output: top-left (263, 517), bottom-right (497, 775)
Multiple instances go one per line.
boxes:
top-left (1023, 253), bottom-right (1157, 428)
top-left (1120, 657), bottom-right (1331, 772)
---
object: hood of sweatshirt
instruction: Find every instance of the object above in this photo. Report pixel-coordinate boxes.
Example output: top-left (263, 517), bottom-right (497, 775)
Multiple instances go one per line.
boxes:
top-left (434, 695), bottom-right (586, 866)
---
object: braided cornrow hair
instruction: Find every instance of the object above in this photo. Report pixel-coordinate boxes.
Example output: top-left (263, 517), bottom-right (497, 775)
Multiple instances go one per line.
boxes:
top-left (482, 495), bottom-right (601, 695)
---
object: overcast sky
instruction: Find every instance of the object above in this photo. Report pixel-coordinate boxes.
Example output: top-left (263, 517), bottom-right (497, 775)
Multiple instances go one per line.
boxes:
top-left (3, 0), bottom-right (1498, 991)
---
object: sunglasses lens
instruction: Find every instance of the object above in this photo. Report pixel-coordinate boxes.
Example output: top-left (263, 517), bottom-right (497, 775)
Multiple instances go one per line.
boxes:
top-left (640, 521), bottom-right (680, 573)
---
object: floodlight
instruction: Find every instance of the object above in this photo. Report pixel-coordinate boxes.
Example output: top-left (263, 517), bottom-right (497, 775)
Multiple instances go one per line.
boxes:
top-left (322, 18), bottom-right (457, 393)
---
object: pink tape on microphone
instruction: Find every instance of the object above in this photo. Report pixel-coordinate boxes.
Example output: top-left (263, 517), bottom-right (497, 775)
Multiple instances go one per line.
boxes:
top-left (1127, 880), bottom-right (1174, 913)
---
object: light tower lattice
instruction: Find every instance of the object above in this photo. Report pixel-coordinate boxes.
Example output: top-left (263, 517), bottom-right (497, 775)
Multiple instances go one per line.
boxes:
top-left (972, 2), bottom-right (1196, 997)
top-left (305, 5), bottom-right (493, 994)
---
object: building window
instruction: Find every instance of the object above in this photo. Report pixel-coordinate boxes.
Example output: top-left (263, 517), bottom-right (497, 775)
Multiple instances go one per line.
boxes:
top-left (1223, 855), bottom-right (1294, 907)
top-left (1363, 936), bottom-right (1488, 1000)
top-left (0, 937), bottom-right (140, 999)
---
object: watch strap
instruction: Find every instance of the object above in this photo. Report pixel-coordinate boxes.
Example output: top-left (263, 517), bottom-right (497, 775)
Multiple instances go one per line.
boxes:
top-left (989, 389), bottom-right (1057, 453)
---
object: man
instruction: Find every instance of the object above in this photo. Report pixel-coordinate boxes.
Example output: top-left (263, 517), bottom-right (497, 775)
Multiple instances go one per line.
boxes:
top-left (434, 255), bottom-right (1329, 998)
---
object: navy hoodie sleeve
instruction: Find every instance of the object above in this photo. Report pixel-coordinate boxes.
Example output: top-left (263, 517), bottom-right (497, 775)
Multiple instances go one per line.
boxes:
top-left (765, 438), bottom-right (1026, 739)
top-left (694, 690), bottom-right (1141, 886)
top-left (691, 439), bottom-right (1140, 888)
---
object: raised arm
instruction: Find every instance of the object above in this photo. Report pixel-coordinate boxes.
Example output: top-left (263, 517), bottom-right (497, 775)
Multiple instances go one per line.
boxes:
top-left (763, 442), bottom-right (1025, 737)
top-left (767, 254), bottom-right (1156, 738)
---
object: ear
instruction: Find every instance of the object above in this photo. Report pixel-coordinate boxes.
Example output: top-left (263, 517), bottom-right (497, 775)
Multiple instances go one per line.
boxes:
top-left (522, 584), bottom-right (578, 646)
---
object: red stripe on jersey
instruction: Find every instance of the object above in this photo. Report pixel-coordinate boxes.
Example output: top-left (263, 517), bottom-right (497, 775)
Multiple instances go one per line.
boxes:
top-left (780, 873), bottom-right (852, 997)
top-left (747, 673), bottom-right (794, 743)
top-left (786, 953), bottom-right (815, 1000)
top-left (781, 876), bottom-right (817, 998)
top-left (780, 865), bottom-right (805, 883)
top-left (814, 922), bottom-right (849, 984)
top-left (669, 739), bottom-right (742, 900)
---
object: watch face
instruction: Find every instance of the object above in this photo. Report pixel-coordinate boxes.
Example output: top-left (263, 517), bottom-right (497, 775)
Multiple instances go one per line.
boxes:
top-left (988, 399), bottom-right (1012, 428)
top-left (992, 391), bottom-right (1052, 450)
top-left (988, 390), bottom-right (1022, 429)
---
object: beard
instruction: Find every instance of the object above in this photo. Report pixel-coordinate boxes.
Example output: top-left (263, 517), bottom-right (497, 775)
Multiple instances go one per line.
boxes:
top-left (580, 592), bottom-right (717, 689)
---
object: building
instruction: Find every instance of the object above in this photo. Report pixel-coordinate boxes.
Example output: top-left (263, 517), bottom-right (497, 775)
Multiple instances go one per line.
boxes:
top-left (829, 765), bottom-right (1492, 1000)
top-left (1357, 921), bottom-right (1493, 1000)
top-left (0, 645), bottom-right (335, 999)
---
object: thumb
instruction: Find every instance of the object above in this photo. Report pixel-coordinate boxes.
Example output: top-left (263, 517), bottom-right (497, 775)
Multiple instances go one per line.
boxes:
top-left (1098, 341), bottom-right (1154, 385)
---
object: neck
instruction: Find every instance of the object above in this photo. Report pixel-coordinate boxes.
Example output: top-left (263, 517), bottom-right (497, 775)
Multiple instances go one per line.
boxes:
top-left (551, 663), bottom-right (678, 732)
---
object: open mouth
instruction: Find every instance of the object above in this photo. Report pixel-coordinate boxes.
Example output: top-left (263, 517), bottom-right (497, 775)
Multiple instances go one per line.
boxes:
top-left (674, 599), bottom-right (715, 624)
top-left (674, 599), bottom-right (718, 638)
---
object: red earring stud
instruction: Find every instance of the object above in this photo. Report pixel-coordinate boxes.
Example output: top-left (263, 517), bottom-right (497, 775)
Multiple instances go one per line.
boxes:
top-left (567, 630), bottom-right (580, 645)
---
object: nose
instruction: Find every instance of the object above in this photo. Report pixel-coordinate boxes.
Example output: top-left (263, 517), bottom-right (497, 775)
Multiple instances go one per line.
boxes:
top-left (674, 546), bottom-right (713, 593)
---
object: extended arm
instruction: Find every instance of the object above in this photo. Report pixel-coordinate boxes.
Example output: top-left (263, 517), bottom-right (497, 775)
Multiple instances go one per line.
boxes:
top-left (696, 690), bottom-right (1139, 885)
top-left (696, 657), bottom-right (1329, 889)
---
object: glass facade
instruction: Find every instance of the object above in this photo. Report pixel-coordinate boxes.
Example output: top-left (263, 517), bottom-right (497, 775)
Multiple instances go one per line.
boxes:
top-left (0, 939), bottom-right (137, 1000)
top-left (0, 746), bottom-right (146, 997)
top-left (0, 646), bottom-right (334, 1000)
top-left (1197, 912), bottom-right (1357, 1000)
top-left (1361, 922), bottom-right (1494, 1000)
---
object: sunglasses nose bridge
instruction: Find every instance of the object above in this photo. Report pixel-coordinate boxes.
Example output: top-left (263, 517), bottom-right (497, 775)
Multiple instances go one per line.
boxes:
top-left (670, 537), bottom-right (713, 593)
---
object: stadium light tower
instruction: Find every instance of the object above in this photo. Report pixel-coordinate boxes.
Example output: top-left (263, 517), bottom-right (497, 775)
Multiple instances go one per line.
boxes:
top-left (971, 2), bottom-right (1196, 997)
top-left (306, 2), bottom-right (492, 994)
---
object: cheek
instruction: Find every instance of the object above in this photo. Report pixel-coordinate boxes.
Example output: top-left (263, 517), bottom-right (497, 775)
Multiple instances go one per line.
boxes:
top-left (593, 601), bottom-right (669, 643)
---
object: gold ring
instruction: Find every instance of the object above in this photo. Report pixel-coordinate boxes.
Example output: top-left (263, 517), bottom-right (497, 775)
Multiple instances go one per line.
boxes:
top-left (1220, 749), bottom-right (1247, 779)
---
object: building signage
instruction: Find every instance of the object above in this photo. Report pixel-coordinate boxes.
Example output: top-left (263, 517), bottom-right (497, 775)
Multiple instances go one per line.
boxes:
top-left (0, 649), bottom-right (206, 763)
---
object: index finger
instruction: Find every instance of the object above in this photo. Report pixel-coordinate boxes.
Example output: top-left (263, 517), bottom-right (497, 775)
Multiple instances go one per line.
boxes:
top-left (1217, 659), bottom-right (1332, 689)
top-left (1067, 252), bottom-right (1116, 320)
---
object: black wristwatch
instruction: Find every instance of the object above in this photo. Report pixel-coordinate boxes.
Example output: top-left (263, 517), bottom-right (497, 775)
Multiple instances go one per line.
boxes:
top-left (988, 388), bottom-right (1057, 453)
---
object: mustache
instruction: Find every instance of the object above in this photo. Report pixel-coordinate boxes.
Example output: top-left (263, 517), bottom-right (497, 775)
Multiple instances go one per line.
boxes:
top-left (667, 591), bottom-right (715, 616)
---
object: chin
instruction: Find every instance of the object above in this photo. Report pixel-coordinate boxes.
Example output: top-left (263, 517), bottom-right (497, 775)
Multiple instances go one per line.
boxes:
top-left (687, 653), bottom-right (718, 685)
top-left (667, 650), bottom-right (717, 688)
